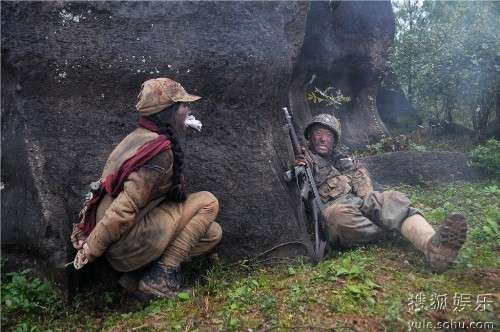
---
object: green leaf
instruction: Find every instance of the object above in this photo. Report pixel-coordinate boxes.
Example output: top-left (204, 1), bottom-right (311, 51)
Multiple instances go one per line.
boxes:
top-left (229, 317), bottom-right (240, 327)
top-left (177, 292), bottom-right (190, 301)
top-left (487, 219), bottom-right (498, 232)
top-left (346, 285), bottom-right (362, 295)
top-left (335, 267), bottom-right (350, 277)
top-left (482, 225), bottom-right (494, 236)
top-left (350, 266), bottom-right (362, 276)
top-left (365, 279), bottom-right (382, 289)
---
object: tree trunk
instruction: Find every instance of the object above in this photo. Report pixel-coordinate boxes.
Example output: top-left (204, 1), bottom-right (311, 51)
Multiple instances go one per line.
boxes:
top-left (478, 94), bottom-right (494, 138)
top-left (443, 94), bottom-right (454, 123)
top-left (377, 70), bottom-right (418, 131)
top-left (290, 1), bottom-right (394, 149)
top-left (495, 88), bottom-right (500, 138)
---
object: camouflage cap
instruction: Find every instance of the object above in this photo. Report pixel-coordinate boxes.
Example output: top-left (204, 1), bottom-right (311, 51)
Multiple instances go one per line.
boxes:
top-left (304, 113), bottom-right (341, 142)
top-left (136, 78), bottom-right (201, 116)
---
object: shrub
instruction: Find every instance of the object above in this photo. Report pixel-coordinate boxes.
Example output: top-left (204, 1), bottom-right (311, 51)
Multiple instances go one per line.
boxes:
top-left (366, 135), bottom-right (427, 155)
top-left (1, 269), bottom-right (62, 320)
top-left (470, 139), bottom-right (500, 176)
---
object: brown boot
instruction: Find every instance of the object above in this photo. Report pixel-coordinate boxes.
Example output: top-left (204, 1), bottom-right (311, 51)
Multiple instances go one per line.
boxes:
top-left (425, 214), bottom-right (467, 273)
top-left (401, 213), bottom-right (467, 272)
top-left (138, 263), bottom-right (182, 298)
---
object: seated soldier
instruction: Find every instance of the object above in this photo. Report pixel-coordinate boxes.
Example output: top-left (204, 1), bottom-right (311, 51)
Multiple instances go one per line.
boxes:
top-left (70, 78), bottom-right (222, 297)
top-left (297, 113), bottom-right (467, 272)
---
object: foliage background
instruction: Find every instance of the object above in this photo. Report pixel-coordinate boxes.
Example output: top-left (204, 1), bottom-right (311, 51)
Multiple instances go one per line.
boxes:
top-left (388, 0), bottom-right (499, 136)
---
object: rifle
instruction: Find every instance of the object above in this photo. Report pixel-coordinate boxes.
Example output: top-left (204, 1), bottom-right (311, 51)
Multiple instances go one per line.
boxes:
top-left (282, 107), bottom-right (327, 263)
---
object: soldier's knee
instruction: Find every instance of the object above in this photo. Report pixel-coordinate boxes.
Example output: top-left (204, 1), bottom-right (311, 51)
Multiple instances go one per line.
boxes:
top-left (323, 204), bottom-right (355, 223)
top-left (207, 222), bottom-right (223, 244)
top-left (192, 191), bottom-right (219, 213)
top-left (383, 190), bottom-right (410, 204)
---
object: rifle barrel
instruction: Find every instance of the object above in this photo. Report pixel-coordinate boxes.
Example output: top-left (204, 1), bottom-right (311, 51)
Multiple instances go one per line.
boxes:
top-left (282, 106), bottom-right (326, 262)
top-left (283, 107), bottom-right (302, 156)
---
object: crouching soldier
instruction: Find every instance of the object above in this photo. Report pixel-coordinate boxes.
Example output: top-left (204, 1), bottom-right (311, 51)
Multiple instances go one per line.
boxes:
top-left (297, 113), bottom-right (467, 272)
top-left (70, 78), bottom-right (222, 297)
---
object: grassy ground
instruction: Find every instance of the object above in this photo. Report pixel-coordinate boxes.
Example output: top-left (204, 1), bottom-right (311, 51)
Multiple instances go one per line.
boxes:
top-left (359, 131), bottom-right (485, 156)
top-left (2, 180), bottom-right (499, 331)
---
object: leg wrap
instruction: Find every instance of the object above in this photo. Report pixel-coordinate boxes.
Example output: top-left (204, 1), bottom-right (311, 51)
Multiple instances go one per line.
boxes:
top-left (191, 222), bottom-right (222, 257)
top-left (400, 214), bottom-right (435, 253)
top-left (160, 191), bottom-right (219, 267)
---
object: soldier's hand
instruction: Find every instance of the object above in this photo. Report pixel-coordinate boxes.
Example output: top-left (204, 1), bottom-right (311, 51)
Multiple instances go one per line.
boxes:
top-left (75, 239), bottom-right (85, 250)
top-left (295, 154), bottom-right (308, 167)
top-left (338, 157), bottom-right (355, 171)
top-left (295, 147), bottom-right (314, 168)
top-left (73, 243), bottom-right (96, 269)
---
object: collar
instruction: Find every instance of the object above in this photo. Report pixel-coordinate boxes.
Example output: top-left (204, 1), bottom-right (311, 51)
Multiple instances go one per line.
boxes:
top-left (138, 116), bottom-right (160, 133)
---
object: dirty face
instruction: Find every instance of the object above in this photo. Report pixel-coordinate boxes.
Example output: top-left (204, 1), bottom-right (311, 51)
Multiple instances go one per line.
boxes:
top-left (174, 103), bottom-right (190, 132)
top-left (309, 124), bottom-right (335, 157)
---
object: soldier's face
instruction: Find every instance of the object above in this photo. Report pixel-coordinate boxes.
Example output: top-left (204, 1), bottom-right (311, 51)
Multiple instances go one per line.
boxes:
top-left (175, 103), bottom-right (190, 132)
top-left (310, 126), bottom-right (334, 156)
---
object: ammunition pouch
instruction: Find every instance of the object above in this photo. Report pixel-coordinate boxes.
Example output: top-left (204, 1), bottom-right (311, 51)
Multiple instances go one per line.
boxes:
top-left (318, 175), bottom-right (352, 203)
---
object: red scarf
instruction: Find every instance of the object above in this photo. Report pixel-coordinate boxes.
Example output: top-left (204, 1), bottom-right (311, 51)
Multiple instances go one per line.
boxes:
top-left (77, 117), bottom-right (171, 235)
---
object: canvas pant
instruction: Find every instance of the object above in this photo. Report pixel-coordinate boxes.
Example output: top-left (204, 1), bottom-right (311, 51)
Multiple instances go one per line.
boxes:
top-left (105, 191), bottom-right (222, 272)
top-left (321, 191), bottom-right (420, 247)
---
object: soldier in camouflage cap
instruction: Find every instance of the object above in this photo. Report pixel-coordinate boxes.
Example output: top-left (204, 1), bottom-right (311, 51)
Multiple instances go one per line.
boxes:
top-left (298, 113), bottom-right (467, 272)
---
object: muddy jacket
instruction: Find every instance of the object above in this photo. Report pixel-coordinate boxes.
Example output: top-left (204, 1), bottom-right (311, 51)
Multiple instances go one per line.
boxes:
top-left (75, 128), bottom-right (174, 258)
top-left (310, 151), bottom-right (373, 204)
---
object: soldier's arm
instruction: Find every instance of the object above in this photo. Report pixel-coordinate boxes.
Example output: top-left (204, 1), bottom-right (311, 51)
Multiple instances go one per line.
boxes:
top-left (349, 160), bottom-right (373, 199)
top-left (85, 152), bottom-right (173, 258)
top-left (334, 153), bottom-right (373, 199)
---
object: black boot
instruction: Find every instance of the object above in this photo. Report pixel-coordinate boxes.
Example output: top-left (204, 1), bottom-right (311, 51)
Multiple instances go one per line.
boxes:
top-left (138, 263), bottom-right (182, 298)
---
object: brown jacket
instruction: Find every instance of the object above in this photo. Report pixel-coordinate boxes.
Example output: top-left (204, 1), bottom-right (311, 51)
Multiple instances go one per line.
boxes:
top-left (83, 128), bottom-right (174, 258)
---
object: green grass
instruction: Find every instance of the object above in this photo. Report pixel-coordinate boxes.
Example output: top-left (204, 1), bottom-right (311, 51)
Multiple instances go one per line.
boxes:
top-left (360, 132), bottom-right (487, 156)
top-left (2, 180), bottom-right (499, 331)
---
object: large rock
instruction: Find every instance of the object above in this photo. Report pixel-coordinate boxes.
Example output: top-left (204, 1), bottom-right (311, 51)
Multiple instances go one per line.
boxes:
top-left (361, 151), bottom-right (487, 186)
top-left (1, 1), bottom-right (310, 289)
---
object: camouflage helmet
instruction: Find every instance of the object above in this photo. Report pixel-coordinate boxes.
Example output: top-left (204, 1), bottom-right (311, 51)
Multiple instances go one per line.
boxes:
top-left (304, 113), bottom-right (341, 142)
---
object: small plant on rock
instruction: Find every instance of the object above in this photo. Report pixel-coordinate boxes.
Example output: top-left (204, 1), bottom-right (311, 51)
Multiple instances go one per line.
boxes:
top-left (307, 86), bottom-right (351, 108)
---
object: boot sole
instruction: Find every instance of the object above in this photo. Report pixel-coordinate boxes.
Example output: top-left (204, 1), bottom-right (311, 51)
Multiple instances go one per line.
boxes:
top-left (427, 214), bottom-right (467, 272)
top-left (138, 280), bottom-right (178, 299)
top-left (437, 213), bottom-right (467, 250)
